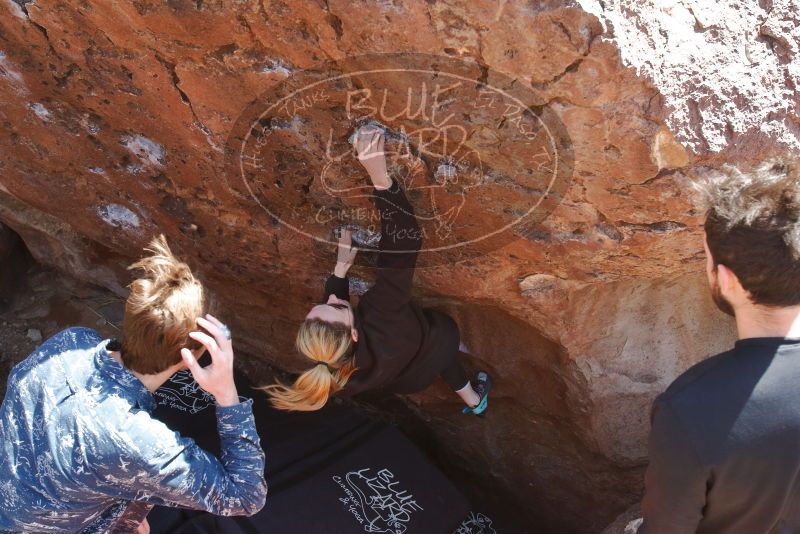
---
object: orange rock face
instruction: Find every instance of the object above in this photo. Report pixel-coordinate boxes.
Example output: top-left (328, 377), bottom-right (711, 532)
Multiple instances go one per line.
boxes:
top-left (0, 1), bottom-right (795, 531)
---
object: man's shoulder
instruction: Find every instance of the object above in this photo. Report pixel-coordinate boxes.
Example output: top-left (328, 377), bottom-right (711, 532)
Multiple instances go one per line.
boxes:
top-left (658, 349), bottom-right (738, 407)
top-left (45, 327), bottom-right (104, 349)
top-left (10, 327), bottom-right (103, 378)
top-left (644, 350), bottom-right (740, 462)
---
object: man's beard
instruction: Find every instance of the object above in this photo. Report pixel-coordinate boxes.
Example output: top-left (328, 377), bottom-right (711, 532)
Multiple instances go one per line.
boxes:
top-left (711, 279), bottom-right (736, 317)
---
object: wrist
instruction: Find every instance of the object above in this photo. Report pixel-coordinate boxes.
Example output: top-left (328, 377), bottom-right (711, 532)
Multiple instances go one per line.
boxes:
top-left (214, 386), bottom-right (240, 407)
top-left (370, 172), bottom-right (392, 190)
top-left (334, 263), bottom-right (349, 278)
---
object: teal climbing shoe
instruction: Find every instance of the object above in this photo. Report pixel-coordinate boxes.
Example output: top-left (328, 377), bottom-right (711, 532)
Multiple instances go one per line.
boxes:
top-left (462, 371), bottom-right (492, 416)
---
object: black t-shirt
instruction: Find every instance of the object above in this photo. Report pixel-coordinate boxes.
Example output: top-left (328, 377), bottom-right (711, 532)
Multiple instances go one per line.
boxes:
top-left (147, 366), bottom-right (485, 534)
top-left (640, 337), bottom-right (800, 533)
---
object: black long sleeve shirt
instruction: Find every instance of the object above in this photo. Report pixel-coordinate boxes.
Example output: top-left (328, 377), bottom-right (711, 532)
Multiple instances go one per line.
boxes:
top-left (323, 179), bottom-right (459, 396)
top-left (639, 337), bottom-right (800, 533)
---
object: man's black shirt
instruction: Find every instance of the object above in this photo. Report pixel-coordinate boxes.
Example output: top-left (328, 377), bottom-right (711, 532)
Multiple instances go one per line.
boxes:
top-left (640, 337), bottom-right (800, 533)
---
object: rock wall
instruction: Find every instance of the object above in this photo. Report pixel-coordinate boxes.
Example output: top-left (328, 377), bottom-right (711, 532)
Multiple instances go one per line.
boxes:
top-left (0, 1), bottom-right (796, 532)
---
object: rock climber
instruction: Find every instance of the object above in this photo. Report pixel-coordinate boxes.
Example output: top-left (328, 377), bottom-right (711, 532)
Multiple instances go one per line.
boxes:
top-left (0, 236), bottom-right (267, 533)
top-left (262, 125), bottom-right (492, 414)
top-left (639, 159), bottom-right (800, 532)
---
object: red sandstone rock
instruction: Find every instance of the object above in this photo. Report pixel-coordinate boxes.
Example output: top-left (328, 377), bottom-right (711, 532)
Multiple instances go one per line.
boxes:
top-left (0, 1), bottom-right (795, 531)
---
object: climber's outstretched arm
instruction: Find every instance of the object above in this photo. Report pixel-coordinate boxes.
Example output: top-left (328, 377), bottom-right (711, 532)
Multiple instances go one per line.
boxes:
top-left (353, 127), bottom-right (422, 312)
top-left (324, 228), bottom-right (357, 301)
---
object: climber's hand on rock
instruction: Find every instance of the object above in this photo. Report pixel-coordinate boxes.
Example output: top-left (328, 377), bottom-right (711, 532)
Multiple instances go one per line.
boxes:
top-left (335, 228), bottom-right (357, 277)
top-left (355, 127), bottom-right (391, 190)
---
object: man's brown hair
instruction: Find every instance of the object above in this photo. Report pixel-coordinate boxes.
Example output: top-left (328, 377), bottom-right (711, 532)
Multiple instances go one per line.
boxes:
top-left (698, 158), bottom-right (800, 307)
top-left (121, 235), bottom-right (205, 374)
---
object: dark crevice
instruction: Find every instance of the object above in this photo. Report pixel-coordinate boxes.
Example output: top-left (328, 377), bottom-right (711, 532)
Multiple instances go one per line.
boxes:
top-left (159, 57), bottom-right (190, 105)
top-left (320, 0), bottom-right (343, 39)
top-left (211, 43), bottom-right (239, 63)
top-left (326, 13), bottom-right (344, 39)
top-left (476, 62), bottom-right (490, 85)
top-left (531, 57), bottom-right (583, 90)
top-left (594, 211), bottom-right (624, 242)
top-left (554, 20), bottom-right (574, 47)
top-left (0, 224), bottom-right (33, 314)
top-left (237, 15), bottom-right (270, 56)
top-left (618, 220), bottom-right (687, 233)
top-left (474, 25), bottom-right (489, 86)
top-left (724, 121), bottom-right (735, 145)
top-left (756, 27), bottom-right (794, 64)
top-left (153, 54), bottom-right (213, 137)
top-left (638, 168), bottom-right (679, 187)
top-left (686, 98), bottom-right (710, 153)
top-left (29, 18), bottom-right (61, 61)
top-left (529, 19), bottom-right (600, 91)
top-left (53, 63), bottom-right (81, 89)
top-left (596, 222), bottom-right (624, 242)
top-left (644, 91), bottom-right (662, 118)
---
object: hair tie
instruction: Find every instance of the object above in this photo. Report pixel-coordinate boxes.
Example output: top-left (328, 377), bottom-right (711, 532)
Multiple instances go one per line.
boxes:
top-left (315, 361), bottom-right (334, 372)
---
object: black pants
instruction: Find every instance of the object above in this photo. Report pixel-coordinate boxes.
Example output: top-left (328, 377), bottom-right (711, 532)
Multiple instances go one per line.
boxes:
top-left (440, 357), bottom-right (469, 391)
top-left (386, 310), bottom-right (469, 394)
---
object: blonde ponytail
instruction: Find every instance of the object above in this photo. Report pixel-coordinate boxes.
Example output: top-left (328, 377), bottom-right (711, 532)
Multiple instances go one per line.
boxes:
top-left (262, 319), bottom-right (356, 411)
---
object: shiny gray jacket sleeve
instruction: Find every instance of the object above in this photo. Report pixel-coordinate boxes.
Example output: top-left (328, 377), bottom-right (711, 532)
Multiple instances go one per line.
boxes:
top-left (95, 399), bottom-right (267, 519)
top-left (639, 399), bottom-right (707, 533)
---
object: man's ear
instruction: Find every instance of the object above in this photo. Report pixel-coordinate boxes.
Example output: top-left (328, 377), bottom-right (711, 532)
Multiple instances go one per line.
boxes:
top-left (703, 235), bottom-right (714, 272)
top-left (351, 328), bottom-right (358, 343)
top-left (717, 263), bottom-right (740, 294)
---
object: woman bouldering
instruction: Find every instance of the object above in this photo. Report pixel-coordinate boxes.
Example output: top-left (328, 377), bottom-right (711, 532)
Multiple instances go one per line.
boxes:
top-left (262, 125), bottom-right (491, 414)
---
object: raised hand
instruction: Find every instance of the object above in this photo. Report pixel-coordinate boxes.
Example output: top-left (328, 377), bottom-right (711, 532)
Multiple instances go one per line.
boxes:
top-left (335, 228), bottom-right (358, 277)
top-left (355, 127), bottom-right (392, 190)
top-left (180, 314), bottom-right (240, 407)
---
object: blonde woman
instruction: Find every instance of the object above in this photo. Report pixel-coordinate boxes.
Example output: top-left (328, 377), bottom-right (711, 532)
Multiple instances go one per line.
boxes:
top-left (264, 126), bottom-right (491, 414)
